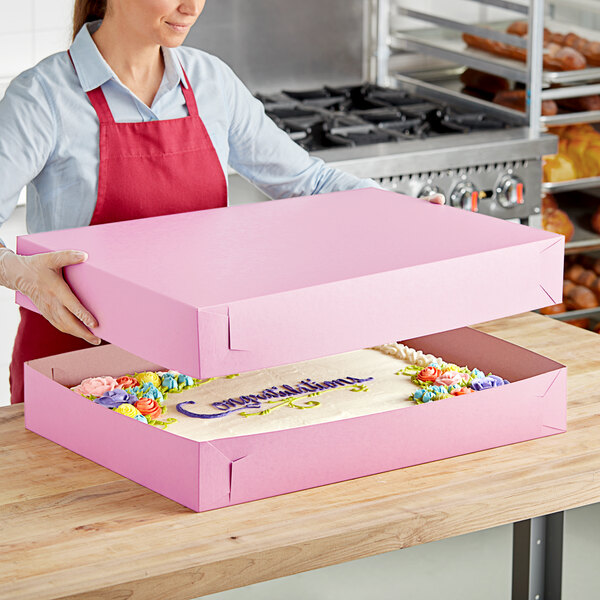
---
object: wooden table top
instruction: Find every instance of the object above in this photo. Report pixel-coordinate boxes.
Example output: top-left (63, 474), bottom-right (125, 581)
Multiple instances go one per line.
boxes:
top-left (2, 312), bottom-right (600, 600)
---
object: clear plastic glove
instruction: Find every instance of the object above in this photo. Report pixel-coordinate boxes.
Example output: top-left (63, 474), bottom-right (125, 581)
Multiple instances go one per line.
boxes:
top-left (0, 247), bottom-right (101, 345)
top-left (423, 193), bottom-right (446, 205)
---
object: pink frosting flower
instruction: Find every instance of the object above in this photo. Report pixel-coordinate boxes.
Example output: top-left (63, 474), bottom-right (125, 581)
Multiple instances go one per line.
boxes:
top-left (116, 376), bottom-right (139, 389)
top-left (417, 366), bottom-right (441, 383)
top-left (434, 370), bottom-right (468, 387)
top-left (72, 376), bottom-right (119, 397)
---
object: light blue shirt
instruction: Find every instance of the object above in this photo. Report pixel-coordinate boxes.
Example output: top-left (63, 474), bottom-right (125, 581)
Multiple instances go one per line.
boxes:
top-left (0, 21), bottom-right (378, 241)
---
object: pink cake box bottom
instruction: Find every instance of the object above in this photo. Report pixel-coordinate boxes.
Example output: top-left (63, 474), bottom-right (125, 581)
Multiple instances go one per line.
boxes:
top-left (24, 327), bottom-right (566, 512)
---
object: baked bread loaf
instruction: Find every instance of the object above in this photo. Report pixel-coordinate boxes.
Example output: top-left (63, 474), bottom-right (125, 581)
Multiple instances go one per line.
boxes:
top-left (542, 207), bottom-right (574, 242)
top-left (556, 94), bottom-right (600, 112)
top-left (540, 302), bottom-right (567, 315)
top-left (563, 32), bottom-right (587, 52)
top-left (591, 206), bottom-right (600, 234)
top-left (565, 285), bottom-right (599, 309)
top-left (571, 255), bottom-right (600, 277)
top-left (542, 193), bottom-right (558, 212)
top-left (493, 90), bottom-right (558, 115)
top-left (555, 47), bottom-right (587, 71)
top-left (589, 277), bottom-right (600, 298)
top-left (563, 279), bottom-right (576, 297)
top-left (582, 41), bottom-right (600, 66)
top-left (575, 268), bottom-right (597, 288)
top-left (564, 317), bottom-right (591, 328)
top-left (460, 69), bottom-right (510, 95)
top-left (565, 263), bottom-right (585, 282)
top-left (507, 21), bottom-right (565, 45)
top-left (544, 125), bottom-right (600, 182)
top-left (506, 21), bottom-right (528, 37)
top-left (465, 22), bottom-right (598, 71)
top-left (543, 153), bottom-right (578, 182)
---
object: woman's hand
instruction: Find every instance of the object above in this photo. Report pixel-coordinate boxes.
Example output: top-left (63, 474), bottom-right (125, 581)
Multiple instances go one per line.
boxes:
top-left (423, 193), bottom-right (446, 205)
top-left (0, 248), bottom-right (101, 345)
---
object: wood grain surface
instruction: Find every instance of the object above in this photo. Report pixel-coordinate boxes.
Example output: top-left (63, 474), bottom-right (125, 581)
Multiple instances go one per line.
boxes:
top-left (1, 312), bottom-right (599, 600)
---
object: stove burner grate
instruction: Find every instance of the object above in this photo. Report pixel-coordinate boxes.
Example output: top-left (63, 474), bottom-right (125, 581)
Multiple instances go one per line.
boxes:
top-left (257, 83), bottom-right (510, 151)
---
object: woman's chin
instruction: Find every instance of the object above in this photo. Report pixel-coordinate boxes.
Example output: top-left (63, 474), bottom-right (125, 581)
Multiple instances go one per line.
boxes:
top-left (158, 33), bottom-right (189, 48)
top-left (161, 39), bottom-right (187, 48)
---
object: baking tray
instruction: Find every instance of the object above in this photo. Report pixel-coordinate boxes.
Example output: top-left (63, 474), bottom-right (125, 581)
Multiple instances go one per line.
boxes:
top-left (392, 20), bottom-right (600, 86)
top-left (542, 111), bottom-right (600, 127)
top-left (543, 176), bottom-right (600, 193)
top-left (549, 189), bottom-right (600, 254)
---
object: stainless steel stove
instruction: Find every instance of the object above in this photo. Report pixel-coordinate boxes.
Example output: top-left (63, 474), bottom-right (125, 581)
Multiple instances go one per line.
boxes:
top-left (258, 83), bottom-right (511, 151)
top-left (247, 79), bottom-right (557, 225)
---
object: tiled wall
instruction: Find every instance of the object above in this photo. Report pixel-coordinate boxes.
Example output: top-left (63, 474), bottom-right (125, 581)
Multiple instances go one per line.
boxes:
top-left (0, 207), bottom-right (25, 407)
top-left (0, 1), bottom-right (73, 405)
top-left (0, 0), bottom-right (73, 96)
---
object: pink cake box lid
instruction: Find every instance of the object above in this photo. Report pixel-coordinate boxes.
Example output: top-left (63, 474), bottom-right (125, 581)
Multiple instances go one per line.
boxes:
top-left (15, 188), bottom-right (564, 378)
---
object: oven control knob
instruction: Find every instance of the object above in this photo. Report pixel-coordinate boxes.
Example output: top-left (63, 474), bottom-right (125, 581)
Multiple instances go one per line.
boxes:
top-left (495, 175), bottom-right (524, 209)
top-left (450, 181), bottom-right (477, 211)
top-left (418, 183), bottom-right (442, 199)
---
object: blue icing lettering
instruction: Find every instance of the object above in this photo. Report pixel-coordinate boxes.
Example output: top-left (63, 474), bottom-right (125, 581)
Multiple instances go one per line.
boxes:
top-left (177, 374), bottom-right (375, 419)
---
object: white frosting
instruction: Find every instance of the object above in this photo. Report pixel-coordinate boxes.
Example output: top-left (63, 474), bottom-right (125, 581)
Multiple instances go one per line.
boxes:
top-left (159, 345), bottom-right (433, 443)
top-left (370, 342), bottom-right (444, 368)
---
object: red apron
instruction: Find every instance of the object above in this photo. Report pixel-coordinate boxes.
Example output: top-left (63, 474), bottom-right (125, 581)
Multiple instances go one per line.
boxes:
top-left (9, 54), bottom-right (227, 404)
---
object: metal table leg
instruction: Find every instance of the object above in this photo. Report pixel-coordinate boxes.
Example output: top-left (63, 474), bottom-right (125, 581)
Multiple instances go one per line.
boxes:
top-left (512, 512), bottom-right (564, 600)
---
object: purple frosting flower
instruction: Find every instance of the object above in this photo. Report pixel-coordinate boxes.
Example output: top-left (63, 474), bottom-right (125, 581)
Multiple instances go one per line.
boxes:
top-left (94, 389), bottom-right (138, 409)
top-left (470, 375), bottom-right (509, 391)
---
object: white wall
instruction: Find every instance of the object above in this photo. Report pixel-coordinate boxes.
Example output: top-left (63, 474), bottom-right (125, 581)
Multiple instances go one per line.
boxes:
top-left (0, 0), bottom-right (72, 406)
top-left (0, 0), bottom-right (73, 96)
top-left (0, 206), bottom-right (25, 406)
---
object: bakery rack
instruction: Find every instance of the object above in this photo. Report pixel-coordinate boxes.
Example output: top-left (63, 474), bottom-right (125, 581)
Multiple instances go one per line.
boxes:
top-left (370, 0), bottom-right (600, 328)
top-left (370, 0), bottom-right (546, 136)
top-left (371, 0), bottom-right (600, 252)
top-left (540, 1), bottom-right (600, 257)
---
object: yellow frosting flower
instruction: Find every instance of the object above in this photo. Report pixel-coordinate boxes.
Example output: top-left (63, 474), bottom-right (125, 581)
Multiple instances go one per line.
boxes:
top-left (135, 372), bottom-right (162, 387)
top-left (114, 404), bottom-right (141, 418)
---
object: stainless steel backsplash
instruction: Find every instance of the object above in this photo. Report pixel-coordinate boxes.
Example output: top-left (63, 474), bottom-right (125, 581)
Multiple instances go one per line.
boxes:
top-left (185, 0), bottom-right (366, 93)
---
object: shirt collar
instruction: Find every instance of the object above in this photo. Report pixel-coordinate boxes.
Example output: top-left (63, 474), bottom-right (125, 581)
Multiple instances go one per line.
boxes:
top-left (69, 20), bottom-right (188, 92)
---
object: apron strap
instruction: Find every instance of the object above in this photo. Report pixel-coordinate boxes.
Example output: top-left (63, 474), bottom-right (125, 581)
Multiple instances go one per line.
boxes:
top-left (179, 64), bottom-right (199, 118)
top-left (86, 88), bottom-right (115, 124)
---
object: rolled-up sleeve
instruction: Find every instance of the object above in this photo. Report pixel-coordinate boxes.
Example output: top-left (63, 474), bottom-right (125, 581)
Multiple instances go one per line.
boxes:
top-left (220, 60), bottom-right (381, 199)
top-left (0, 70), bottom-right (56, 235)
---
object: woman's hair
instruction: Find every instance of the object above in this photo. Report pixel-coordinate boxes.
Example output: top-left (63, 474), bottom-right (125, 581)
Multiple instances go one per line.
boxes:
top-left (72, 0), bottom-right (107, 40)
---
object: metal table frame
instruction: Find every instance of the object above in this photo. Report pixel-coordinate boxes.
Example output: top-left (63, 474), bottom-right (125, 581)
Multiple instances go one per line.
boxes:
top-left (513, 513), bottom-right (565, 600)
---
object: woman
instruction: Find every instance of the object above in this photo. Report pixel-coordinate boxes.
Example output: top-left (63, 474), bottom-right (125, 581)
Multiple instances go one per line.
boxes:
top-left (0, 0), bottom-right (443, 405)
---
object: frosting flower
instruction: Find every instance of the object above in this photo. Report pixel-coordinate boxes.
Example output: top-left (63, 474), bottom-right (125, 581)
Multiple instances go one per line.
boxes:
top-left (177, 374), bottom-right (195, 388)
top-left (471, 376), bottom-right (508, 391)
top-left (94, 389), bottom-right (137, 408)
top-left (130, 382), bottom-right (164, 402)
top-left (72, 376), bottom-right (119, 397)
top-left (160, 373), bottom-right (179, 391)
top-left (114, 403), bottom-right (142, 419)
top-left (434, 370), bottom-right (468, 387)
top-left (451, 387), bottom-right (475, 396)
top-left (421, 391), bottom-right (435, 403)
top-left (417, 366), bottom-right (441, 383)
top-left (116, 376), bottom-right (139, 389)
top-left (136, 372), bottom-right (162, 388)
top-left (134, 397), bottom-right (163, 420)
top-left (413, 387), bottom-right (448, 403)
